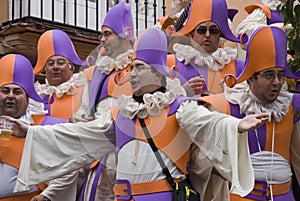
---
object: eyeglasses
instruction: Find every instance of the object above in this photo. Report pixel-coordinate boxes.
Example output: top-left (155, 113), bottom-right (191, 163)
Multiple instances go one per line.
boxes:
top-left (257, 71), bottom-right (285, 83)
top-left (130, 64), bottom-right (152, 72)
top-left (45, 59), bottom-right (69, 68)
top-left (196, 26), bottom-right (221, 35)
top-left (99, 31), bottom-right (114, 40)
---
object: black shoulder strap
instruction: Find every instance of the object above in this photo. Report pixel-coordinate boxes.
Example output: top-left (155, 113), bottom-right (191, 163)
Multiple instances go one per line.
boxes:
top-left (90, 71), bottom-right (113, 118)
top-left (138, 118), bottom-right (175, 188)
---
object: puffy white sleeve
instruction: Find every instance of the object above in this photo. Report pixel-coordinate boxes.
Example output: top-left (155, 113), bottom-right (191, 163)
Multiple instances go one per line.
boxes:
top-left (14, 111), bottom-right (115, 192)
top-left (176, 100), bottom-right (254, 197)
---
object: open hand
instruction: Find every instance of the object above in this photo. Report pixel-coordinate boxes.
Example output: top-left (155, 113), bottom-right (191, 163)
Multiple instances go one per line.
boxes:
top-left (238, 113), bottom-right (270, 133)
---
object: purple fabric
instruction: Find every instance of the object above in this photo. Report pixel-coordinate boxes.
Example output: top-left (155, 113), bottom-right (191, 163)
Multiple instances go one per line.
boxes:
top-left (228, 103), bottom-right (267, 154)
top-left (292, 93), bottom-right (300, 124)
top-left (210, 0), bottom-right (248, 44)
top-left (132, 191), bottom-right (172, 201)
top-left (245, 180), bottom-right (295, 201)
top-left (175, 58), bottom-right (208, 88)
top-left (40, 115), bottom-right (68, 125)
top-left (115, 113), bottom-right (136, 151)
top-left (228, 8), bottom-right (238, 21)
top-left (52, 29), bottom-right (85, 66)
top-left (102, 2), bottom-right (133, 39)
top-left (89, 157), bottom-right (106, 201)
top-left (248, 125), bottom-right (267, 154)
top-left (134, 28), bottom-right (169, 76)
top-left (12, 55), bottom-right (46, 103)
top-left (272, 28), bottom-right (288, 71)
top-left (267, 10), bottom-right (283, 25)
top-left (89, 68), bottom-right (108, 111)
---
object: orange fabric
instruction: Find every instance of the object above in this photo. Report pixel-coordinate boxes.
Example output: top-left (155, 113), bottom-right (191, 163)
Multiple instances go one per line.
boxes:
top-left (112, 105), bottom-right (190, 175)
top-left (0, 136), bottom-right (46, 193)
top-left (230, 180), bottom-right (291, 200)
top-left (199, 93), bottom-right (230, 114)
top-left (0, 54), bottom-right (15, 86)
top-left (264, 106), bottom-right (294, 160)
top-left (83, 65), bottom-right (96, 81)
top-left (0, 136), bottom-right (25, 169)
top-left (34, 31), bottom-right (55, 75)
top-left (135, 108), bottom-right (190, 174)
top-left (113, 178), bottom-right (182, 196)
top-left (178, 0), bottom-right (212, 35)
top-left (48, 86), bottom-right (84, 120)
top-left (208, 60), bottom-right (237, 94)
top-left (89, 159), bottom-right (100, 169)
top-left (244, 4), bottom-right (271, 18)
top-left (0, 191), bottom-right (40, 201)
top-left (107, 65), bottom-right (132, 98)
top-left (237, 27), bottom-right (276, 84)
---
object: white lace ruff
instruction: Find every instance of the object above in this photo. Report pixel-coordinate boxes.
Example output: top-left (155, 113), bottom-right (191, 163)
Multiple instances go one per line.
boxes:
top-left (173, 43), bottom-right (237, 71)
top-left (236, 8), bottom-right (267, 38)
top-left (118, 77), bottom-right (186, 119)
top-left (19, 99), bottom-right (48, 125)
top-left (224, 81), bottom-right (293, 122)
top-left (262, 0), bottom-right (283, 11)
top-left (35, 72), bottom-right (86, 99)
top-left (95, 49), bottom-right (133, 74)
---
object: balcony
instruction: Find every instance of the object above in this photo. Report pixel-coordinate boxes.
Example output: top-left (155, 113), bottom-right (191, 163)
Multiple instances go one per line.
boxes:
top-left (0, 0), bottom-right (169, 66)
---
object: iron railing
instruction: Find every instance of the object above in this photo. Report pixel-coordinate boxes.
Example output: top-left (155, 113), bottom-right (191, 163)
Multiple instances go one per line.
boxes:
top-left (6, 0), bottom-right (167, 35)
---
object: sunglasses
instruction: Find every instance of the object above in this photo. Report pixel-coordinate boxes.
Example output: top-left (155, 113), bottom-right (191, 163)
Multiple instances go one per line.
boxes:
top-left (196, 26), bottom-right (221, 35)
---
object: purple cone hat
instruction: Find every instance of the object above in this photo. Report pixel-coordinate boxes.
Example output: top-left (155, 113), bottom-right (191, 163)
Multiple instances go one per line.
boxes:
top-left (0, 54), bottom-right (46, 103)
top-left (177, 0), bottom-right (248, 44)
top-left (102, 2), bottom-right (134, 39)
top-left (225, 26), bottom-right (295, 88)
top-left (34, 29), bottom-right (85, 75)
top-left (133, 28), bottom-right (169, 76)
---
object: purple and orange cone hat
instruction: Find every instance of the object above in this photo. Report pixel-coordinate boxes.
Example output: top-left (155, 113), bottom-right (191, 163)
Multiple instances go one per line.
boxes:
top-left (114, 28), bottom-right (168, 85)
top-left (133, 28), bottom-right (169, 76)
top-left (102, 2), bottom-right (134, 40)
top-left (34, 29), bottom-right (85, 75)
top-left (225, 26), bottom-right (295, 88)
top-left (177, 0), bottom-right (248, 44)
top-left (0, 54), bottom-right (46, 103)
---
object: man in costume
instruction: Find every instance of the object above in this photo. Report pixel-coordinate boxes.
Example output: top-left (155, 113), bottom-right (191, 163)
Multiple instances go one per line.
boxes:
top-left (167, 0), bottom-right (247, 97)
top-left (34, 29), bottom-right (87, 120)
top-left (201, 26), bottom-right (300, 201)
top-left (0, 54), bottom-right (73, 201)
top-left (70, 2), bottom-right (134, 201)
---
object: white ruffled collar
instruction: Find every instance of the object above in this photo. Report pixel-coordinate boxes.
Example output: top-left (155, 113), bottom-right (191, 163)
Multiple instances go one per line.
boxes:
top-left (35, 71), bottom-right (86, 99)
top-left (173, 43), bottom-right (237, 71)
top-left (224, 81), bottom-right (293, 122)
top-left (19, 99), bottom-right (48, 125)
top-left (262, 0), bottom-right (282, 11)
top-left (118, 77), bottom-right (186, 119)
top-left (95, 49), bottom-right (133, 74)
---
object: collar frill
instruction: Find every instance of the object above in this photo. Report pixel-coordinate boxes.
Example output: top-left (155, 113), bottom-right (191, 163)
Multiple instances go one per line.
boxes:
top-left (95, 49), bottom-right (133, 74)
top-left (118, 77), bottom-right (186, 119)
top-left (224, 81), bottom-right (293, 122)
top-left (262, 0), bottom-right (282, 10)
top-left (173, 43), bottom-right (237, 71)
top-left (19, 99), bottom-right (48, 125)
top-left (35, 71), bottom-right (86, 99)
